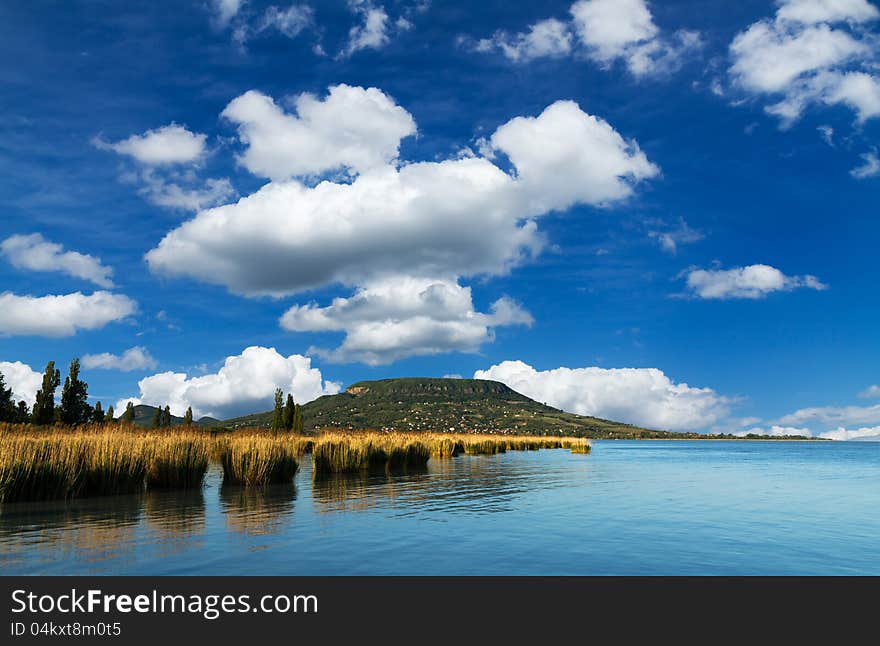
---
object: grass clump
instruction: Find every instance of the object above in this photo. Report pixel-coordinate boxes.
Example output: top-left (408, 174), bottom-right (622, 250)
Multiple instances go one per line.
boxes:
top-left (146, 434), bottom-right (211, 490)
top-left (218, 435), bottom-right (299, 486)
top-left (312, 433), bottom-right (430, 475)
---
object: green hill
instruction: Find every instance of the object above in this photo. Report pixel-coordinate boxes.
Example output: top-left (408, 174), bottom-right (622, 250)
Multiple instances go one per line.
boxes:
top-left (222, 377), bottom-right (677, 439)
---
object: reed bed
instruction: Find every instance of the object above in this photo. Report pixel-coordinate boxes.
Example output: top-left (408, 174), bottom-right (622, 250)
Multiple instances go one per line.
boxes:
top-left (0, 423), bottom-right (590, 502)
top-left (217, 435), bottom-right (299, 486)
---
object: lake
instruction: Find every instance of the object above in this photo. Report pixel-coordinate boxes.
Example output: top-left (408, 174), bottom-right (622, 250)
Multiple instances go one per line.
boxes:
top-left (1, 440), bottom-right (878, 575)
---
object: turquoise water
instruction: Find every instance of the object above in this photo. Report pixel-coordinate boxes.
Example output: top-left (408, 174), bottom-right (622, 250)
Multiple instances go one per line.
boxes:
top-left (1, 440), bottom-right (878, 575)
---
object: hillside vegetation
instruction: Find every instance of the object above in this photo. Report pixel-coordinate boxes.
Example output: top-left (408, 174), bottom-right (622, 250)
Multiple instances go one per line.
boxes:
top-left (223, 378), bottom-right (676, 439)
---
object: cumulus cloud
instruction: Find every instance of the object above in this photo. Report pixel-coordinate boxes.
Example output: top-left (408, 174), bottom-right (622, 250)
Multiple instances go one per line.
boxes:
top-left (148, 89), bottom-right (657, 298)
top-left (82, 346), bottom-right (158, 372)
top-left (682, 264), bottom-right (827, 299)
top-left (474, 360), bottom-right (732, 431)
top-left (728, 0), bottom-right (880, 125)
top-left (0, 360), bottom-right (42, 406)
top-left (851, 151), bottom-right (880, 178)
top-left (0, 291), bottom-right (136, 337)
top-left (646, 217), bottom-right (704, 254)
top-left (473, 0), bottom-right (701, 77)
top-left (260, 4), bottom-right (313, 38)
top-left (858, 384), bottom-right (880, 398)
top-left (281, 277), bottom-right (533, 364)
top-left (94, 124), bottom-right (207, 165)
top-left (1, 233), bottom-right (114, 287)
top-left (220, 84), bottom-right (417, 180)
top-left (116, 346), bottom-right (341, 419)
top-left (148, 87), bottom-right (656, 362)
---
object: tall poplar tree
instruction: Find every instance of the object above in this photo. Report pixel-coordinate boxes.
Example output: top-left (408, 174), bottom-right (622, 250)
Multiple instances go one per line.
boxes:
top-left (283, 393), bottom-right (295, 430)
top-left (184, 406), bottom-right (193, 426)
top-left (293, 404), bottom-right (304, 434)
top-left (59, 358), bottom-right (91, 425)
top-left (272, 388), bottom-right (284, 433)
top-left (92, 401), bottom-right (105, 424)
top-left (32, 361), bottom-right (61, 425)
top-left (106, 405), bottom-right (115, 423)
top-left (121, 401), bottom-right (135, 424)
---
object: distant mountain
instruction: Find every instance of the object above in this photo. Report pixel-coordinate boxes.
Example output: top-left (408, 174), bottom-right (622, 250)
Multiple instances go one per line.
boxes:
top-left (119, 404), bottom-right (219, 428)
top-left (222, 377), bottom-right (676, 439)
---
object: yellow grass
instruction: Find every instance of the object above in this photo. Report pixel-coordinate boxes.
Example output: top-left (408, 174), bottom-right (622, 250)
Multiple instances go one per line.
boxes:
top-left (0, 424), bottom-right (590, 502)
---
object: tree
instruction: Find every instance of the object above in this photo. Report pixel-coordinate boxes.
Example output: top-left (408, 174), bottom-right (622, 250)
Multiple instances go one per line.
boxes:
top-left (106, 405), bottom-right (115, 422)
top-left (0, 370), bottom-right (15, 422)
top-left (283, 394), bottom-right (295, 430)
top-left (162, 405), bottom-right (172, 427)
top-left (272, 388), bottom-right (284, 433)
top-left (121, 401), bottom-right (135, 424)
top-left (15, 401), bottom-right (30, 423)
top-left (92, 401), bottom-right (105, 424)
top-left (32, 361), bottom-right (61, 425)
top-left (293, 403), bottom-right (304, 434)
top-left (59, 358), bottom-right (92, 425)
top-left (151, 406), bottom-right (162, 429)
top-left (184, 406), bottom-right (193, 426)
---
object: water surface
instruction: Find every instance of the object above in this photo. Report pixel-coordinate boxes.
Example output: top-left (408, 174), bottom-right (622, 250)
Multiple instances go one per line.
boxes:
top-left (2, 441), bottom-right (878, 575)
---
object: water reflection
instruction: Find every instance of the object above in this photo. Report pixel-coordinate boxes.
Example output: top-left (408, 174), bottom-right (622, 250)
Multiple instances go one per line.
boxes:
top-left (143, 489), bottom-right (206, 538)
top-left (0, 494), bottom-right (143, 570)
top-left (219, 484), bottom-right (296, 536)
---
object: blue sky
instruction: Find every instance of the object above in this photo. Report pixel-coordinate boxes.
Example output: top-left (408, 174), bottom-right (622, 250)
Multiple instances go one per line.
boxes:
top-left (1, 0), bottom-right (879, 439)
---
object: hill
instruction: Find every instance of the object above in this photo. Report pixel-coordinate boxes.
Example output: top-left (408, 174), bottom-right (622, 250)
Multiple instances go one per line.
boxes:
top-left (222, 377), bottom-right (678, 439)
top-left (121, 404), bottom-right (219, 428)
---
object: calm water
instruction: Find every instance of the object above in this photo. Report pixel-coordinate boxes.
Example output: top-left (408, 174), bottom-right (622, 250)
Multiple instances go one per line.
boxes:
top-left (2, 441), bottom-right (878, 575)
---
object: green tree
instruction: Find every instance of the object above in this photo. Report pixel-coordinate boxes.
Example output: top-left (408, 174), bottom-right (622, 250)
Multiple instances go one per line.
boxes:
top-left (15, 401), bottom-right (30, 423)
top-left (92, 401), bottom-right (105, 424)
top-left (283, 393), bottom-right (295, 430)
top-left (162, 405), bottom-right (172, 427)
top-left (106, 405), bottom-right (115, 422)
top-left (121, 401), bottom-right (135, 424)
top-left (0, 370), bottom-right (14, 422)
top-left (59, 358), bottom-right (92, 425)
top-left (293, 403), bottom-right (304, 434)
top-left (151, 406), bottom-right (162, 429)
top-left (32, 361), bottom-right (61, 425)
top-left (272, 388), bottom-right (284, 433)
top-left (184, 406), bottom-right (193, 426)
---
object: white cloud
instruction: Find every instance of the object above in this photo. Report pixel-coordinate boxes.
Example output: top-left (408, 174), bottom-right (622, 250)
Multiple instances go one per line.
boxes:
top-left (0, 291), bottom-right (136, 337)
top-left (138, 171), bottom-right (236, 211)
top-left (341, 1), bottom-right (390, 57)
top-left (818, 124), bottom-right (835, 145)
top-left (1, 233), bottom-right (114, 288)
top-left (221, 84), bottom-right (417, 180)
top-left (281, 277), bottom-right (533, 364)
top-left (646, 217), bottom-right (704, 254)
top-left (260, 4), bottom-right (313, 38)
top-left (851, 151), bottom-right (880, 178)
top-left (819, 425), bottom-right (880, 441)
top-left (116, 346), bottom-right (341, 419)
top-left (95, 124), bottom-right (207, 165)
top-left (728, 1), bottom-right (880, 125)
top-left (472, 0), bottom-right (701, 77)
top-left (776, 0), bottom-right (879, 25)
top-left (779, 402), bottom-right (880, 428)
top-left (858, 384), bottom-right (880, 398)
top-left (149, 88), bottom-right (656, 362)
top-left (148, 90), bottom-right (657, 298)
top-left (0, 360), bottom-right (42, 406)
top-left (82, 347), bottom-right (158, 372)
top-left (211, 0), bottom-right (245, 28)
top-left (683, 264), bottom-right (827, 299)
top-left (474, 360), bottom-right (732, 431)
top-left (477, 18), bottom-right (573, 63)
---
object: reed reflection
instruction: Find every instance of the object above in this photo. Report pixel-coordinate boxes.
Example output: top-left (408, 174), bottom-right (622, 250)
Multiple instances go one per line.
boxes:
top-left (220, 483), bottom-right (296, 536)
